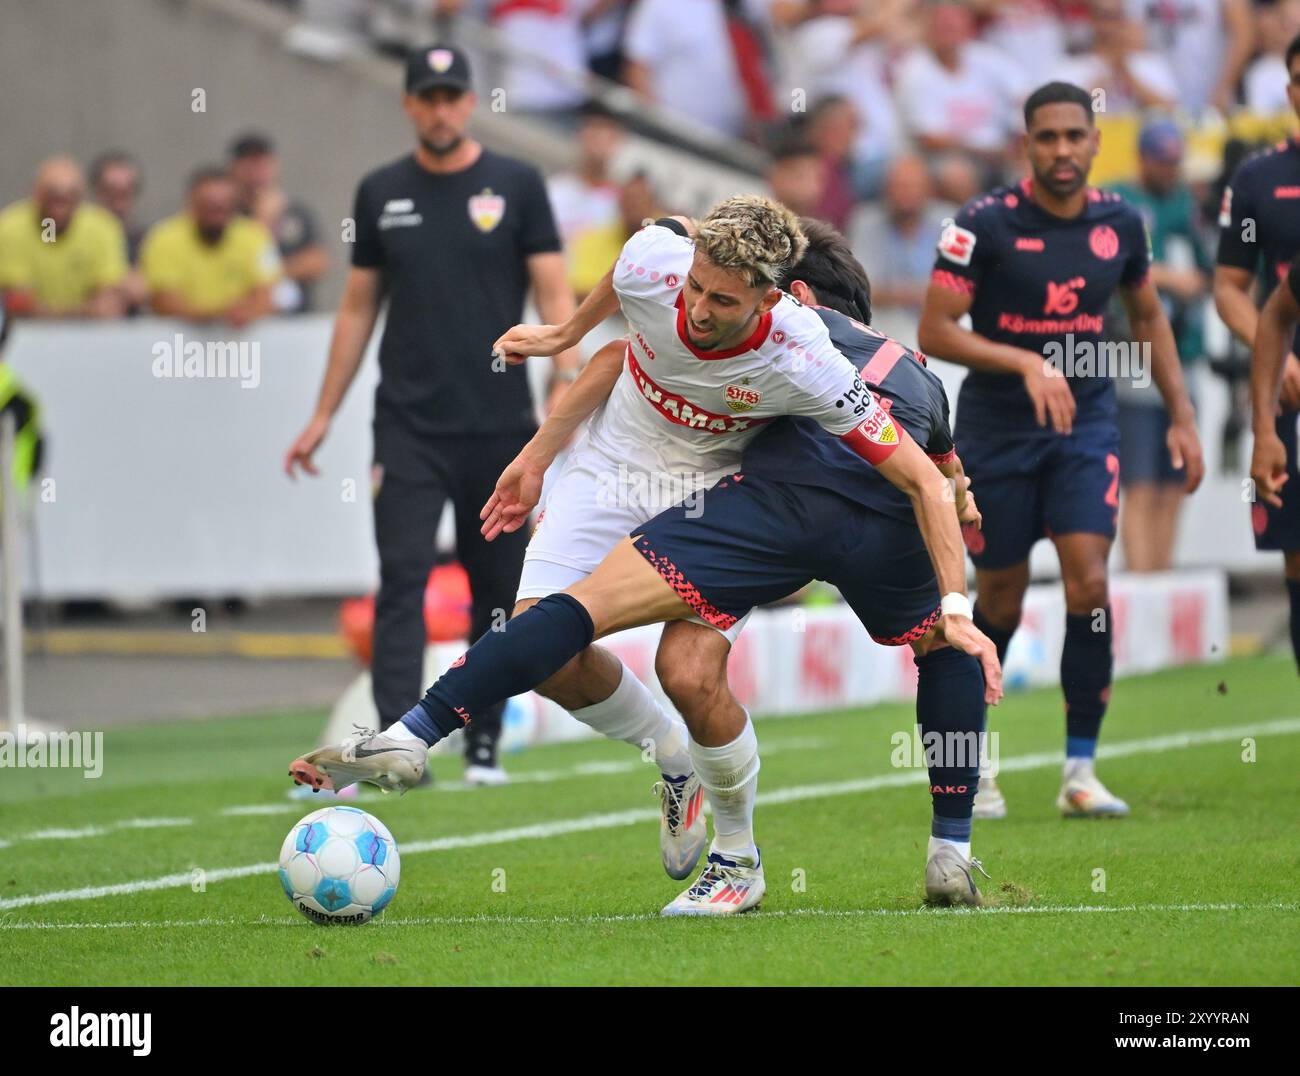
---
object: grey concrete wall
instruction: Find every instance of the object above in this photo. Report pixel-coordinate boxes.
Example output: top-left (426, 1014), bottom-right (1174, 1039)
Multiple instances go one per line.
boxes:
top-left (0, 0), bottom-right (571, 307)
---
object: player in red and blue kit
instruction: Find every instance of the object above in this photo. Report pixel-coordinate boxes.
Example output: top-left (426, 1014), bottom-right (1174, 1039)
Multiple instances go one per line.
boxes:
top-left (919, 81), bottom-right (1204, 819)
top-left (1215, 31), bottom-right (1300, 674)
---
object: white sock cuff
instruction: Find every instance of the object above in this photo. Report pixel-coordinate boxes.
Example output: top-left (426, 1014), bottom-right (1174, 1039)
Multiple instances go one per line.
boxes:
top-left (689, 714), bottom-right (760, 794)
top-left (571, 662), bottom-right (657, 741)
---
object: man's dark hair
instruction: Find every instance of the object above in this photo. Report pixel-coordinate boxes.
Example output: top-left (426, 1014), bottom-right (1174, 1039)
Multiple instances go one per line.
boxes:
top-left (1023, 81), bottom-right (1094, 130)
top-left (1286, 30), bottom-right (1300, 72)
top-left (228, 131), bottom-right (275, 160)
top-left (775, 216), bottom-right (872, 325)
top-left (768, 129), bottom-right (819, 164)
top-left (89, 150), bottom-right (139, 189)
top-left (188, 165), bottom-right (232, 191)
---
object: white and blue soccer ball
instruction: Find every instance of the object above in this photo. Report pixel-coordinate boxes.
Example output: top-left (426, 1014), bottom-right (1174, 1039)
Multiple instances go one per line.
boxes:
top-left (278, 806), bottom-right (401, 925)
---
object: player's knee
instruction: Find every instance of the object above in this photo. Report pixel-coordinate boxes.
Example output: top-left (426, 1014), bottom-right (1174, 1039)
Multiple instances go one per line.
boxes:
top-left (655, 648), bottom-right (727, 721)
top-left (1063, 569), bottom-right (1109, 614)
top-left (979, 586), bottom-right (1024, 630)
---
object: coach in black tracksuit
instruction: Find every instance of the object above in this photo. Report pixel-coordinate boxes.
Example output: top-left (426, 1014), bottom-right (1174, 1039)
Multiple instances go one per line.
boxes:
top-left (285, 44), bottom-right (579, 778)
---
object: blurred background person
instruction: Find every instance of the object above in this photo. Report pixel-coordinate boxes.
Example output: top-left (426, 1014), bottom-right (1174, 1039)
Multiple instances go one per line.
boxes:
top-left (0, 157), bottom-right (127, 320)
top-left (1110, 120), bottom-right (1212, 572)
top-left (228, 132), bottom-right (329, 314)
top-left (802, 94), bottom-right (860, 231)
top-left (765, 132), bottom-right (826, 218)
top-left (1060, 0), bottom-right (1179, 115)
top-left (565, 169), bottom-right (664, 298)
top-left (90, 150), bottom-right (149, 314)
top-left (1244, 0), bottom-right (1300, 115)
top-left (895, 1), bottom-right (1025, 176)
top-left (489, 0), bottom-right (592, 119)
top-left (1126, 0), bottom-right (1253, 116)
top-left (547, 102), bottom-right (625, 279)
top-left (847, 154), bottom-right (953, 334)
top-left (140, 166), bottom-right (281, 327)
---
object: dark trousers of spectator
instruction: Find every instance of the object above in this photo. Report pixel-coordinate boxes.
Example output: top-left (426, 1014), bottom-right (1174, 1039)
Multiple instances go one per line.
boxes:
top-left (371, 430), bottom-right (533, 767)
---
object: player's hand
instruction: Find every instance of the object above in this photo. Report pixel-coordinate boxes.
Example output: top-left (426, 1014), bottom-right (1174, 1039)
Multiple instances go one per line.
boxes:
top-left (284, 414), bottom-right (329, 479)
top-left (1023, 356), bottom-right (1076, 435)
top-left (480, 449), bottom-right (548, 541)
top-left (1166, 418), bottom-right (1205, 494)
top-left (492, 323), bottom-right (571, 366)
top-left (1281, 353), bottom-right (1300, 412)
top-left (1250, 426), bottom-right (1289, 509)
top-left (940, 615), bottom-right (1003, 706)
top-left (958, 487), bottom-right (982, 530)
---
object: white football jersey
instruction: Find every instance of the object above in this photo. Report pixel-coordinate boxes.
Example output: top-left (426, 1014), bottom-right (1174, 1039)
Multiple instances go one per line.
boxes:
top-left (579, 223), bottom-right (888, 483)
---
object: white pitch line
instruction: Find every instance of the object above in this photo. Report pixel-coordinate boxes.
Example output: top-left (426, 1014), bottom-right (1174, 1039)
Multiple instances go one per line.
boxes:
top-left (4, 817), bottom-right (194, 846)
top-left (1, 717), bottom-right (1296, 914)
top-left (1, 902), bottom-right (1295, 931)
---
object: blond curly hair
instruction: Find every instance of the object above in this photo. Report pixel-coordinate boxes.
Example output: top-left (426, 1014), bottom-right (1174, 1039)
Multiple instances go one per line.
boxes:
top-left (693, 195), bottom-right (808, 288)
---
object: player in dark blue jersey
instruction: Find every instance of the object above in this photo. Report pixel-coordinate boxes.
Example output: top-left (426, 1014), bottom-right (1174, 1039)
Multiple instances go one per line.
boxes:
top-left (291, 221), bottom-right (1004, 909)
top-left (918, 81), bottom-right (1204, 820)
top-left (1215, 32), bottom-right (1300, 675)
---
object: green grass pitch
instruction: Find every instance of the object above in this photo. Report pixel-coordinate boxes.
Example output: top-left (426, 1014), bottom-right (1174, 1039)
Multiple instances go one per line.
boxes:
top-left (0, 654), bottom-right (1296, 986)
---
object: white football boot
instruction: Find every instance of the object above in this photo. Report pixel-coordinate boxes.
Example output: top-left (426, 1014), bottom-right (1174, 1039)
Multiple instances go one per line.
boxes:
top-left (652, 772), bottom-right (708, 880)
top-left (1057, 761), bottom-right (1129, 818)
top-left (924, 842), bottom-right (987, 907)
top-left (289, 726), bottom-right (427, 794)
top-left (972, 773), bottom-right (1007, 819)
top-left (464, 763), bottom-right (510, 786)
top-left (661, 850), bottom-right (765, 916)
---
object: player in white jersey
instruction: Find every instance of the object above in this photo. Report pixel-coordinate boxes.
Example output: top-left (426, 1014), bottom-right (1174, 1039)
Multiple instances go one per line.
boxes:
top-left (291, 198), bottom-right (980, 913)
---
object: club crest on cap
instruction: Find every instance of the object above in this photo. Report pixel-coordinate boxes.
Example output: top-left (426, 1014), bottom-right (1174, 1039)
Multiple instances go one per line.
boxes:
top-left (428, 48), bottom-right (454, 72)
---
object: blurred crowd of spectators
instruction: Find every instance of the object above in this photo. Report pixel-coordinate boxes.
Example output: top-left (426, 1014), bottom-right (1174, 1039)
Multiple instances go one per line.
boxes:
top-left (0, 134), bottom-right (329, 329)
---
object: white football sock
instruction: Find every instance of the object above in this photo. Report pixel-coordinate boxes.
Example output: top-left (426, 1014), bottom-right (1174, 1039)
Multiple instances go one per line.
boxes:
top-left (571, 662), bottom-right (692, 777)
top-left (1064, 757), bottom-right (1093, 780)
top-left (689, 714), bottom-right (760, 863)
top-left (386, 720), bottom-right (424, 744)
top-left (928, 835), bottom-right (972, 862)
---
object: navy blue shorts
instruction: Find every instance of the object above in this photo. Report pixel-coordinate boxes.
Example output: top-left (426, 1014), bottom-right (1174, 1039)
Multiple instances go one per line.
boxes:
top-left (630, 474), bottom-right (940, 646)
top-left (1253, 410), bottom-right (1300, 552)
top-left (955, 420), bottom-right (1120, 570)
top-left (1117, 403), bottom-right (1185, 486)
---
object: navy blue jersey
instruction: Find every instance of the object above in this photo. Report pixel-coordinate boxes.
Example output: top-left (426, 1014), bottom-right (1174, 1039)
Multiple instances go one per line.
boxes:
top-left (741, 306), bottom-right (954, 521)
top-left (931, 181), bottom-right (1151, 432)
top-left (1216, 136), bottom-right (1300, 353)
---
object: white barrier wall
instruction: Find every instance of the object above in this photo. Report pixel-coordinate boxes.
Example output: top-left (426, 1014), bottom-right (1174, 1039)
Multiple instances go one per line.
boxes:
top-left (1, 318), bottom-right (1276, 598)
top-left (320, 570), bottom-right (1229, 750)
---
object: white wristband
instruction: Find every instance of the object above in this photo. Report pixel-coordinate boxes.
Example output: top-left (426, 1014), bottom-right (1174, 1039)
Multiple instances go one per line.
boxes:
top-left (940, 592), bottom-right (972, 619)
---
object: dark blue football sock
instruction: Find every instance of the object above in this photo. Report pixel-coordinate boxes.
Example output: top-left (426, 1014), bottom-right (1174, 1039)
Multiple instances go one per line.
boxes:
top-left (1288, 579), bottom-right (1300, 674)
top-left (399, 593), bottom-right (595, 746)
top-left (914, 645), bottom-right (986, 843)
top-left (972, 602), bottom-right (1015, 668)
top-left (1061, 608), bottom-right (1113, 759)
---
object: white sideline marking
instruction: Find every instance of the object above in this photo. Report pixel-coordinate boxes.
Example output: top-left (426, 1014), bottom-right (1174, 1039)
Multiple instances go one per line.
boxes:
top-left (9, 817), bottom-right (193, 845)
top-left (1, 902), bottom-right (1295, 931)
top-left (1, 717), bottom-right (1296, 913)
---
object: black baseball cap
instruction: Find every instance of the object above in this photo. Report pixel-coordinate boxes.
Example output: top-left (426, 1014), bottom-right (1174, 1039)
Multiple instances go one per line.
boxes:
top-left (405, 44), bottom-right (472, 95)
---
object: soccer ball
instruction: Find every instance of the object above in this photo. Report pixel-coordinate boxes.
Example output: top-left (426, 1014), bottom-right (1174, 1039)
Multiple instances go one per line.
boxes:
top-left (278, 806), bottom-right (401, 925)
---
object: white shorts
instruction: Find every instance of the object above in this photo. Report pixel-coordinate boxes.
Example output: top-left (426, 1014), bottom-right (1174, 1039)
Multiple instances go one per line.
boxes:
top-left (516, 447), bottom-right (749, 644)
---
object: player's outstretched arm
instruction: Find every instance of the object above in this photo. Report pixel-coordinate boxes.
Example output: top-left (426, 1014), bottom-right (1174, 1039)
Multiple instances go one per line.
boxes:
top-left (493, 266), bottom-right (620, 364)
top-left (872, 431), bottom-right (1002, 703)
top-left (1121, 278), bottom-right (1205, 493)
top-left (479, 338), bottom-right (626, 541)
top-left (1250, 276), bottom-right (1300, 508)
top-left (918, 278), bottom-right (1076, 434)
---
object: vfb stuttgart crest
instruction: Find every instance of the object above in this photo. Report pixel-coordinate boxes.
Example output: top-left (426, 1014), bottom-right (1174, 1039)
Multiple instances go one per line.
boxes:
top-left (469, 188), bottom-right (505, 233)
top-left (724, 381), bottom-right (761, 413)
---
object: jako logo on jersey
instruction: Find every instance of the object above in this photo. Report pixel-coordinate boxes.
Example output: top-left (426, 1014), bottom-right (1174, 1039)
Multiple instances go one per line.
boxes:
top-left (1015, 237), bottom-right (1044, 251)
top-left (468, 188), bottom-right (505, 232)
top-left (626, 352), bottom-right (770, 434)
top-left (1043, 277), bottom-right (1086, 315)
top-left (1089, 224), bottom-right (1120, 260)
top-left (633, 331), bottom-right (656, 362)
top-left (724, 383), bottom-right (762, 412)
top-left (937, 219), bottom-right (976, 266)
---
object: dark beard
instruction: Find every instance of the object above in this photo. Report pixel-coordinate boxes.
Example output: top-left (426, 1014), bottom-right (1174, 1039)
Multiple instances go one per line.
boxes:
top-left (419, 133), bottom-right (463, 158)
top-left (197, 224), bottom-right (226, 245)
